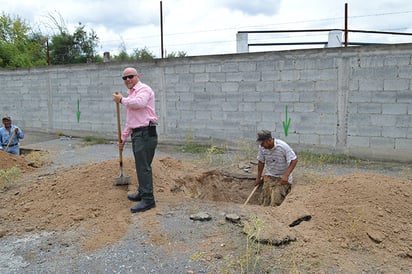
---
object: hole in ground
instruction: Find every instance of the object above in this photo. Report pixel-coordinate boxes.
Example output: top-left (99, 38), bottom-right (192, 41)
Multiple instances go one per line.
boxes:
top-left (184, 170), bottom-right (261, 205)
top-left (20, 148), bottom-right (42, 155)
top-left (19, 148), bottom-right (50, 168)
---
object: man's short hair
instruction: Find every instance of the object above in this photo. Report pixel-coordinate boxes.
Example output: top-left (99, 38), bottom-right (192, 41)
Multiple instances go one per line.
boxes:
top-left (256, 130), bottom-right (272, 142)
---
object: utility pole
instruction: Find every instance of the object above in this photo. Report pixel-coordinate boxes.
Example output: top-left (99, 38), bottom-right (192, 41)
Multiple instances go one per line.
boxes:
top-left (160, 1), bottom-right (164, 58)
top-left (344, 3), bottom-right (348, 47)
top-left (46, 37), bottom-right (51, 65)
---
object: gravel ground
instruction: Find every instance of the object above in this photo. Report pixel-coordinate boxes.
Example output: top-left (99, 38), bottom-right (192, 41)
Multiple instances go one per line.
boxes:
top-left (1, 204), bottom-right (228, 274)
top-left (2, 200), bottom-right (249, 273)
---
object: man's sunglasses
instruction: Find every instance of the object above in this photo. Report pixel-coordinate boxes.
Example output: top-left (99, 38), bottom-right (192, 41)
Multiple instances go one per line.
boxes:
top-left (122, 75), bottom-right (136, 80)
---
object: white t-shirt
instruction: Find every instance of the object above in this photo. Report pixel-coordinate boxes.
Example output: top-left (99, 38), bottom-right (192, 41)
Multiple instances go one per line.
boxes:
top-left (257, 138), bottom-right (297, 183)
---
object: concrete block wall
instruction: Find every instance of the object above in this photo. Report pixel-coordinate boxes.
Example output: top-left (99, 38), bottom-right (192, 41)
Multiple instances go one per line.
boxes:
top-left (0, 43), bottom-right (411, 161)
top-left (346, 48), bottom-right (412, 160)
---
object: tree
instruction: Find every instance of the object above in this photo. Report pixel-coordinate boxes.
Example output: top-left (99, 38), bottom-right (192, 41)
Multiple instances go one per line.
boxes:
top-left (113, 41), bottom-right (130, 61)
top-left (72, 23), bottom-right (99, 63)
top-left (0, 12), bottom-right (47, 68)
top-left (131, 47), bottom-right (155, 60)
top-left (49, 21), bottom-right (99, 65)
top-left (50, 31), bottom-right (75, 64)
top-left (166, 51), bottom-right (187, 58)
top-left (113, 50), bottom-right (130, 61)
top-left (113, 45), bottom-right (155, 61)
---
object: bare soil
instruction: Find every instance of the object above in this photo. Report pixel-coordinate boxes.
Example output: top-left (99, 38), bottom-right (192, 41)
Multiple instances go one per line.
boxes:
top-left (0, 144), bottom-right (411, 273)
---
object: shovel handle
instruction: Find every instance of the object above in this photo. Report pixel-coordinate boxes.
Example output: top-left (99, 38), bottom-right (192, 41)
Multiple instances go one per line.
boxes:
top-left (243, 184), bottom-right (259, 206)
top-left (5, 130), bottom-right (16, 150)
top-left (115, 92), bottom-right (123, 162)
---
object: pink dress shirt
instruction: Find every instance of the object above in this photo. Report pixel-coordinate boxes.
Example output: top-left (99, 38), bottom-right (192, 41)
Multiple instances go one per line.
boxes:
top-left (120, 81), bottom-right (158, 141)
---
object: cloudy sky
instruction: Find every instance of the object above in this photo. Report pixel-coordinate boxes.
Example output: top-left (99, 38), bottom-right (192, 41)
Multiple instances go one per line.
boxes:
top-left (1, 0), bottom-right (411, 57)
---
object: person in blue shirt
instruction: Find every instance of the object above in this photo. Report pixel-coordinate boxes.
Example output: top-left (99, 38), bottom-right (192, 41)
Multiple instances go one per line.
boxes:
top-left (0, 115), bottom-right (24, 155)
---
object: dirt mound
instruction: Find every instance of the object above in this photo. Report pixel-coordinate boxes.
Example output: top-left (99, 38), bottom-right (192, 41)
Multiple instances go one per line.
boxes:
top-left (276, 172), bottom-right (412, 271)
top-left (0, 154), bottom-right (411, 272)
top-left (0, 156), bottom-right (200, 250)
top-left (299, 172), bottom-right (411, 257)
top-left (0, 149), bottom-right (50, 171)
top-left (0, 150), bottom-right (33, 171)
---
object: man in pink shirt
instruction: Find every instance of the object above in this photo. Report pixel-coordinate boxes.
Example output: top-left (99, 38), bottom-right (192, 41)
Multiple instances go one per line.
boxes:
top-left (112, 67), bottom-right (158, 213)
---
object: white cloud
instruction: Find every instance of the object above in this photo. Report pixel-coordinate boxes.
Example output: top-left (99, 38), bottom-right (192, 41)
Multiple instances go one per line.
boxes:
top-left (218, 0), bottom-right (281, 16)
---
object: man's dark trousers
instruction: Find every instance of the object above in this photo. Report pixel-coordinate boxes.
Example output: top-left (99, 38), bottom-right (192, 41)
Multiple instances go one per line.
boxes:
top-left (131, 127), bottom-right (157, 201)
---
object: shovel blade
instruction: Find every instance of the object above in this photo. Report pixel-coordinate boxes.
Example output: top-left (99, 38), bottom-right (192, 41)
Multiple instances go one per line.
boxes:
top-left (113, 175), bottom-right (131, 186)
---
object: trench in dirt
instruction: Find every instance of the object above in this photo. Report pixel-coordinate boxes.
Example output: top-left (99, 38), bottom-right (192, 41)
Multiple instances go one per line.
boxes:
top-left (183, 170), bottom-right (260, 205)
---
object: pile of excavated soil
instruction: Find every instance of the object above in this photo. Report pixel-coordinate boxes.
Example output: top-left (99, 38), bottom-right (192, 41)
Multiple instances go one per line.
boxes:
top-left (0, 150), bottom-right (411, 272)
top-left (0, 149), bottom-right (50, 171)
top-left (0, 150), bottom-right (34, 172)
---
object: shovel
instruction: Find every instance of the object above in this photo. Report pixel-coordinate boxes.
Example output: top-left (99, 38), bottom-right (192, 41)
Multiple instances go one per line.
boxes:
top-left (243, 177), bottom-right (263, 206)
top-left (113, 97), bottom-right (131, 186)
top-left (243, 184), bottom-right (259, 206)
top-left (5, 129), bottom-right (16, 151)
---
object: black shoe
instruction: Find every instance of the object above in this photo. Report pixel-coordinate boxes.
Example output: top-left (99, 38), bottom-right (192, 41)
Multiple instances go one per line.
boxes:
top-left (130, 200), bottom-right (156, 213)
top-left (127, 193), bottom-right (142, 202)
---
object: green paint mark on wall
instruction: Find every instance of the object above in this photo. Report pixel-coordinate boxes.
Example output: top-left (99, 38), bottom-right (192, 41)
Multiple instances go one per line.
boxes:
top-left (76, 98), bottom-right (81, 123)
top-left (282, 105), bottom-right (291, 136)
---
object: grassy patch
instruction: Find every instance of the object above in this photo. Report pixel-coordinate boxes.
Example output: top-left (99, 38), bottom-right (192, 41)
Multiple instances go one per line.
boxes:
top-left (297, 151), bottom-right (360, 167)
top-left (0, 167), bottom-right (22, 188)
top-left (82, 136), bottom-right (109, 145)
top-left (180, 143), bottom-right (212, 153)
top-left (180, 130), bottom-right (225, 154)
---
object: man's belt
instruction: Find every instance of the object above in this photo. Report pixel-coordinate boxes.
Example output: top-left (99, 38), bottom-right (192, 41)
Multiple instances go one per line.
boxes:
top-left (2, 143), bottom-right (18, 147)
top-left (132, 126), bottom-right (150, 133)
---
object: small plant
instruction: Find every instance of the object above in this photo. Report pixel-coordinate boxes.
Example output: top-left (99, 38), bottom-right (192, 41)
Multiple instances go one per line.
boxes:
top-left (240, 215), bottom-right (265, 273)
top-left (203, 139), bottom-right (227, 166)
top-left (181, 130), bottom-right (225, 156)
top-left (181, 143), bottom-right (209, 153)
top-left (180, 130), bottom-right (203, 153)
top-left (82, 136), bottom-right (108, 145)
top-left (205, 144), bottom-right (225, 155)
top-left (0, 167), bottom-right (22, 187)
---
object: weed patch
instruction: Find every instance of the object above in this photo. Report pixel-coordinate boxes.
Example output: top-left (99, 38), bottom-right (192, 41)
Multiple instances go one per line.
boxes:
top-left (82, 136), bottom-right (108, 145)
top-left (0, 167), bottom-right (22, 188)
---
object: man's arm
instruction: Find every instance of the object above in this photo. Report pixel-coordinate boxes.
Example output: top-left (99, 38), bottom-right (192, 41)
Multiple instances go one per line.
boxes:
top-left (255, 160), bottom-right (265, 186)
top-left (15, 127), bottom-right (24, 140)
top-left (281, 158), bottom-right (298, 184)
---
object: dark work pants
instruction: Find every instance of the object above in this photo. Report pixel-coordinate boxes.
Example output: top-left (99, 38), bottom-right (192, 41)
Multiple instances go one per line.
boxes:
top-left (131, 127), bottom-right (157, 201)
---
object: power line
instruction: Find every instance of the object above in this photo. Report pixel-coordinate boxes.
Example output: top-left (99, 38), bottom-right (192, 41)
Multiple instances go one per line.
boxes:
top-left (102, 10), bottom-right (412, 45)
top-left (99, 10), bottom-right (412, 56)
top-left (162, 10), bottom-right (412, 37)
